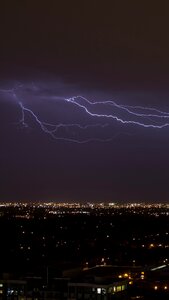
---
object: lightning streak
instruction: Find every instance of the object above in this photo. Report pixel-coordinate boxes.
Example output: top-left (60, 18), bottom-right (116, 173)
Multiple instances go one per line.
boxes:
top-left (65, 96), bottom-right (169, 129)
top-left (67, 96), bottom-right (169, 118)
top-left (18, 102), bottom-right (112, 143)
top-left (1, 86), bottom-right (169, 143)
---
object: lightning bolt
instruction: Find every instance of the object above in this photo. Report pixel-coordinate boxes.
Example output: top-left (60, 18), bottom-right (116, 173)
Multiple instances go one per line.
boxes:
top-left (1, 85), bottom-right (169, 143)
top-left (18, 102), bottom-right (113, 143)
top-left (65, 96), bottom-right (169, 129)
top-left (64, 95), bottom-right (169, 118)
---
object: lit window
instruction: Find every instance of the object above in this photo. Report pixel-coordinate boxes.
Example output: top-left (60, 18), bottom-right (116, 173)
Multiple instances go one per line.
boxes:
top-left (116, 286), bottom-right (121, 292)
top-left (97, 288), bottom-right (101, 294)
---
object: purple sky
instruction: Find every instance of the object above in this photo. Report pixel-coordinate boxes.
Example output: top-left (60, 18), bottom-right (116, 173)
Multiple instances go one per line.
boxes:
top-left (1, 1), bottom-right (169, 202)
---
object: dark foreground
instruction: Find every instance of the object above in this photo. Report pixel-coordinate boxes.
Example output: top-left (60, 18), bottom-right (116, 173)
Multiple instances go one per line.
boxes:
top-left (0, 202), bottom-right (169, 299)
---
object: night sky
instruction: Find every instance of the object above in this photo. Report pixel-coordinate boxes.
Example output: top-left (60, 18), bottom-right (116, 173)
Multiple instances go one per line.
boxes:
top-left (1, 1), bottom-right (169, 202)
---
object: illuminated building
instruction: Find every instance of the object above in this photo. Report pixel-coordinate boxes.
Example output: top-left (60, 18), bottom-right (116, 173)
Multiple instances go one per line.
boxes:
top-left (68, 266), bottom-right (128, 299)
